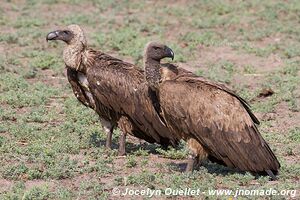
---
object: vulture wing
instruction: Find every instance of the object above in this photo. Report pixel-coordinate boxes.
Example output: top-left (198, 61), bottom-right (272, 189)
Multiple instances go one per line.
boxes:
top-left (86, 51), bottom-right (179, 146)
top-left (161, 63), bottom-right (260, 125)
top-left (159, 64), bottom-right (280, 173)
top-left (66, 67), bottom-right (94, 109)
top-left (67, 67), bottom-right (117, 122)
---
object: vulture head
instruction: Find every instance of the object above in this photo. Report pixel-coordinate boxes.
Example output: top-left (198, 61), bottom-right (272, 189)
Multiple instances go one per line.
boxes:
top-left (46, 24), bottom-right (87, 71)
top-left (144, 42), bottom-right (174, 62)
top-left (144, 42), bottom-right (175, 89)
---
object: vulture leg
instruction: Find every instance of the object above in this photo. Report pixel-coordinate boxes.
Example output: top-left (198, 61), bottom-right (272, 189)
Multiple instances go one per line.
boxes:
top-left (100, 118), bottom-right (115, 149)
top-left (186, 138), bottom-right (208, 172)
top-left (117, 116), bottom-right (132, 156)
top-left (105, 128), bottom-right (113, 149)
top-left (186, 153), bottom-right (199, 172)
top-left (118, 132), bottom-right (127, 156)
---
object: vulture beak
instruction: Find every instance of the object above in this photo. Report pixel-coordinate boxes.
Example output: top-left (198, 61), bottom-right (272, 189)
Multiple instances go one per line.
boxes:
top-left (46, 30), bottom-right (73, 43)
top-left (46, 31), bottom-right (60, 42)
top-left (166, 47), bottom-right (174, 60)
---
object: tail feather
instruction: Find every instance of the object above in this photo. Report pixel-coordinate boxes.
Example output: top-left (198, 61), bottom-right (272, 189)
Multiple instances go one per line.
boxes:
top-left (265, 169), bottom-right (278, 180)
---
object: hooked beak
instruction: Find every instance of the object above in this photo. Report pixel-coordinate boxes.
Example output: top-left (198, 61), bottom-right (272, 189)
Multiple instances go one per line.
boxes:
top-left (46, 31), bottom-right (60, 42)
top-left (46, 30), bottom-right (73, 44)
top-left (166, 47), bottom-right (174, 60)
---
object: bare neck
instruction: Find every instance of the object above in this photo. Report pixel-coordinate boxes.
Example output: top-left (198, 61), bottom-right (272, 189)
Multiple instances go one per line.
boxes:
top-left (63, 43), bottom-right (85, 72)
top-left (144, 58), bottom-right (161, 90)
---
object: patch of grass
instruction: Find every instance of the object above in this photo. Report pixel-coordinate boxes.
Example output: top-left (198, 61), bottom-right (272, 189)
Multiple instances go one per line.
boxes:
top-left (29, 52), bottom-right (61, 72)
top-left (43, 156), bottom-right (78, 179)
top-left (88, 157), bottom-right (114, 176)
top-left (127, 170), bottom-right (156, 188)
top-left (0, 181), bottom-right (26, 200)
top-left (0, 79), bottom-right (60, 108)
top-left (133, 148), bottom-right (149, 157)
top-left (54, 187), bottom-right (74, 200)
top-left (288, 127), bottom-right (300, 143)
top-left (279, 162), bottom-right (300, 180)
top-left (239, 42), bottom-right (279, 57)
top-left (0, 135), bottom-right (5, 147)
top-left (95, 26), bottom-right (148, 64)
top-left (180, 31), bottom-right (221, 48)
top-left (283, 44), bottom-right (300, 58)
top-left (62, 14), bottom-right (95, 26)
top-left (0, 33), bottom-right (19, 44)
top-left (243, 65), bottom-right (257, 74)
top-left (126, 155), bottom-right (137, 168)
top-left (253, 61), bottom-right (300, 112)
top-left (13, 18), bottom-right (45, 28)
top-left (23, 185), bottom-right (51, 200)
top-left (205, 61), bottom-right (237, 84)
top-left (78, 180), bottom-right (109, 199)
top-left (3, 163), bottom-right (29, 180)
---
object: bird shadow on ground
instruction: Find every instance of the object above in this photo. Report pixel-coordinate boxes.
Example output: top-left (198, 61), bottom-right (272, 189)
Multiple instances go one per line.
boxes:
top-left (88, 132), bottom-right (163, 154)
top-left (202, 161), bottom-right (245, 176)
top-left (88, 133), bottom-right (267, 179)
top-left (88, 132), bottom-right (119, 149)
top-left (125, 142), bottom-right (163, 155)
top-left (167, 162), bottom-right (188, 172)
top-left (168, 160), bottom-right (246, 177)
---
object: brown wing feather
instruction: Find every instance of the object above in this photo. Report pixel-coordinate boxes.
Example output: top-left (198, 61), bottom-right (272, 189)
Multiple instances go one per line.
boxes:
top-left (159, 65), bottom-right (280, 173)
top-left (161, 63), bottom-right (260, 125)
top-left (85, 50), bottom-right (179, 146)
top-left (67, 67), bottom-right (118, 123)
top-left (67, 68), bottom-right (91, 108)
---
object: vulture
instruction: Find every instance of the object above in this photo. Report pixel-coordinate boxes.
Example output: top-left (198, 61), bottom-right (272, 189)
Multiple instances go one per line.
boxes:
top-left (46, 25), bottom-right (181, 156)
top-left (47, 25), bottom-right (122, 154)
top-left (143, 41), bottom-right (280, 179)
top-left (46, 25), bottom-right (212, 170)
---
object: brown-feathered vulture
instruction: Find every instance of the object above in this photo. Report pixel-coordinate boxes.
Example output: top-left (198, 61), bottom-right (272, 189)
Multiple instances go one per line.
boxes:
top-left (46, 25), bottom-right (182, 156)
top-left (143, 41), bottom-right (280, 179)
top-left (46, 25), bottom-right (215, 170)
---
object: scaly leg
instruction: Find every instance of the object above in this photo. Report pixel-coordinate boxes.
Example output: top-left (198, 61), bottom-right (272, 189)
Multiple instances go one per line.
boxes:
top-left (186, 153), bottom-right (199, 172)
top-left (117, 116), bottom-right (133, 156)
top-left (100, 118), bottom-right (114, 149)
top-left (186, 138), bottom-right (207, 172)
top-left (118, 131), bottom-right (127, 156)
top-left (105, 128), bottom-right (113, 149)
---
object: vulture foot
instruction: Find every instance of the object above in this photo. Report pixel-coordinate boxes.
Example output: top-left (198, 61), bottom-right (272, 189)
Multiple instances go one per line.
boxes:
top-left (186, 154), bottom-right (200, 172)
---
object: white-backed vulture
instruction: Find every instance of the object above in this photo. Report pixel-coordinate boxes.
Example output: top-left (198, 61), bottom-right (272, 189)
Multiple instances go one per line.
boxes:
top-left (46, 25), bottom-right (180, 156)
top-left (143, 42), bottom-right (280, 179)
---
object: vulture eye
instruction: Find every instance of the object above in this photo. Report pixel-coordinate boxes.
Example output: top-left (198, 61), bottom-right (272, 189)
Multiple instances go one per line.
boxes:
top-left (153, 46), bottom-right (160, 50)
top-left (63, 30), bottom-right (70, 34)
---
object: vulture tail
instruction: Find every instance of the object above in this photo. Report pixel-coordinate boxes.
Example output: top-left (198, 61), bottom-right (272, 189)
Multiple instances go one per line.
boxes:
top-left (265, 170), bottom-right (278, 181)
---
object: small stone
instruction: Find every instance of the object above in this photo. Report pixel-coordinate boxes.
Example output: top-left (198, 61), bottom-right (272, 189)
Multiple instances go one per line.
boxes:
top-left (258, 88), bottom-right (274, 98)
